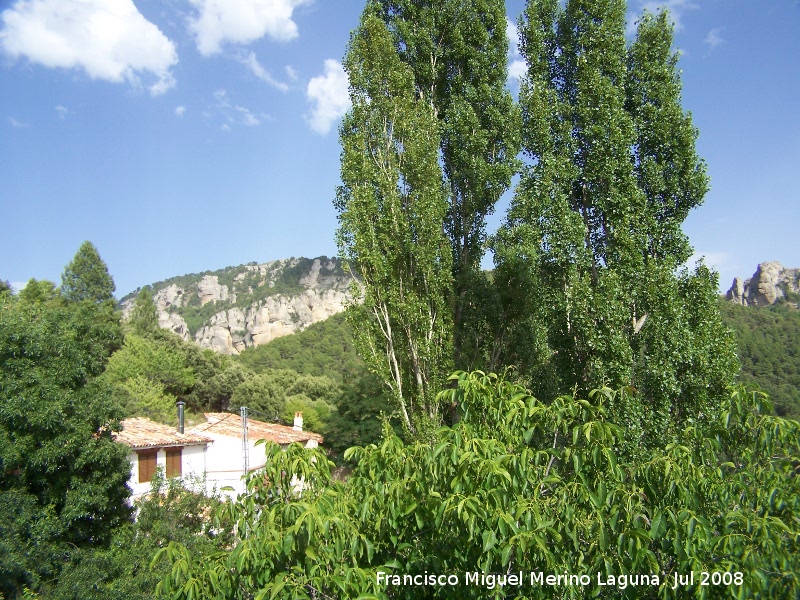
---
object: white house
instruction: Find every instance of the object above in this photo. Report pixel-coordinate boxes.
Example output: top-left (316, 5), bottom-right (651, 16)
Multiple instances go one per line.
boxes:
top-left (114, 417), bottom-right (212, 500)
top-left (189, 411), bottom-right (323, 497)
top-left (115, 411), bottom-right (324, 501)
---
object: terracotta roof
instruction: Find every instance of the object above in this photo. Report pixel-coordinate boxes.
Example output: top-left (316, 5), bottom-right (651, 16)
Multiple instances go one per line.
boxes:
top-left (190, 412), bottom-right (323, 445)
top-left (115, 418), bottom-right (212, 450)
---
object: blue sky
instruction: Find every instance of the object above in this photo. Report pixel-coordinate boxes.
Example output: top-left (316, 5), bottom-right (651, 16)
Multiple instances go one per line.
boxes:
top-left (1, 0), bottom-right (798, 297)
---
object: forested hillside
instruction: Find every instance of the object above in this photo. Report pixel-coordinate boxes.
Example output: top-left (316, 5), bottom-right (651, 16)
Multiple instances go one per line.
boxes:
top-left (720, 299), bottom-right (800, 419)
top-left (235, 312), bottom-right (361, 382)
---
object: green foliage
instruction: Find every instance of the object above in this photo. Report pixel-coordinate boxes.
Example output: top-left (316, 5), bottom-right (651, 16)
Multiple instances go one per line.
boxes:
top-left (17, 279), bottom-right (59, 305)
top-left (176, 300), bottom-right (223, 338)
top-left (40, 474), bottom-right (233, 600)
top-left (61, 241), bottom-right (116, 303)
top-left (282, 395), bottom-right (332, 434)
top-left (105, 334), bottom-right (196, 395)
top-left (231, 370), bottom-right (294, 420)
top-left (191, 358), bottom-right (249, 413)
top-left (127, 287), bottom-right (159, 336)
top-left (337, 0), bottom-right (521, 435)
top-left (324, 368), bottom-right (399, 460)
top-left (492, 0), bottom-right (737, 453)
top-left (104, 324), bottom-right (250, 422)
top-left (230, 369), bottom-right (338, 429)
top-left (235, 311), bottom-right (396, 454)
top-left (0, 282), bottom-right (130, 597)
top-left (374, 0), bottom-right (521, 370)
top-left (236, 312), bottom-right (361, 383)
top-left (337, 7), bottom-right (454, 433)
top-left (157, 371), bottom-right (800, 599)
top-left (720, 300), bottom-right (800, 419)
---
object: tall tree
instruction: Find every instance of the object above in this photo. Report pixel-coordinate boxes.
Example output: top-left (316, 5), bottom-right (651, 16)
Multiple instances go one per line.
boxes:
top-left (336, 7), bottom-right (453, 433)
top-left (374, 0), bottom-right (520, 369)
top-left (61, 241), bottom-right (116, 303)
top-left (494, 0), bottom-right (737, 451)
top-left (338, 0), bottom-right (519, 432)
top-left (0, 283), bottom-right (130, 596)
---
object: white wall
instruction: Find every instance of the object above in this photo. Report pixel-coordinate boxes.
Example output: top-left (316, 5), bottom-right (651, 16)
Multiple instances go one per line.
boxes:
top-left (203, 434), bottom-right (318, 498)
top-left (126, 444), bottom-right (207, 501)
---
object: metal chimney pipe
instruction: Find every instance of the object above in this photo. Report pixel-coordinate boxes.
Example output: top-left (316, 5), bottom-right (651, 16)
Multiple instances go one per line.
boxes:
top-left (177, 401), bottom-right (185, 434)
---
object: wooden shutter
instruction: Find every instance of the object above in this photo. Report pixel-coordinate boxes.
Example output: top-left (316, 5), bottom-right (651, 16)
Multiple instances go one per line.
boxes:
top-left (166, 447), bottom-right (182, 478)
top-left (138, 449), bottom-right (158, 483)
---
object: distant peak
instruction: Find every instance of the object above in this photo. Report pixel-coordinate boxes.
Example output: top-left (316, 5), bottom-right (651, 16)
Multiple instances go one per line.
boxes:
top-left (726, 262), bottom-right (800, 307)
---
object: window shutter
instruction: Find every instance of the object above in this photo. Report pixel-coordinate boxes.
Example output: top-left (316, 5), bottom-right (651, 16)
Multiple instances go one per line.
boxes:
top-left (166, 447), bottom-right (183, 478)
top-left (138, 450), bottom-right (158, 483)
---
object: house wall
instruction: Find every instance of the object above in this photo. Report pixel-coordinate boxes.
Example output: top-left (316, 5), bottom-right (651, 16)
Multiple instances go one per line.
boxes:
top-left (202, 433), bottom-right (280, 497)
top-left (126, 444), bottom-right (207, 501)
top-left (203, 433), bottom-right (318, 498)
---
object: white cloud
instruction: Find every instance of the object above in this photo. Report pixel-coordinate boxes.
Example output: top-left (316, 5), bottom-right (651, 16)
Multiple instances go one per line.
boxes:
top-left (55, 104), bottom-right (68, 119)
top-left (285, 65), bottom-right (297, 80)
top-left (240, 50), bottom-right (288, 91)
top-left (9, 117), bottom-right (28, 127)
top-left (627, 0), bottom-right (699, 35)
top-left (0, 0), bottom-right (177, 96)
top-left (175, 105), bottom-right (186, 117)
top-left (305, 59), bottom-right (349, 135)
top-left (704, 27), bottom-right (725, 50)
top-left (188, 0), bottom-right (310, 56)
top-left (506, 18), bottom-right (526, 83)
top-left (508, 59), bottom-right (527, 81)
top-left (506, 18), bottom-right (520, 56)
top-left (211, 88), bottom-right (261, 128)
top-left (235, 105), bottom-right (259, 126)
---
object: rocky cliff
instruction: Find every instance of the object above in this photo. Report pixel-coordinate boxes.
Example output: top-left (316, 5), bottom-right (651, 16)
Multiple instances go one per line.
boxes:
top-left (726, 261), bottom-right (800, 307)
top-left (120, 257), bottom-right (356, 354)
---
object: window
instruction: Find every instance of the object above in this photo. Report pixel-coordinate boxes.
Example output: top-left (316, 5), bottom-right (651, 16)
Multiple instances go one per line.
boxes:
top-left (138, 449), bottom-right (158, 483)
top-left (166, 447), bottom-right (182, 478)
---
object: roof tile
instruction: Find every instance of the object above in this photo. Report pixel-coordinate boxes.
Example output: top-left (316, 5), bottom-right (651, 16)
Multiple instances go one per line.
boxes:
top-left (191, 412), bottom-right (323, 445)
top-left (115, 417), bottom-right (212, 450)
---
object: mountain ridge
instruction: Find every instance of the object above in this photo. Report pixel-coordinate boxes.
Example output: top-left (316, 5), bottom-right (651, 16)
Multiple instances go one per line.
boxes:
top-left (120, 256), bottom-right (356, 355)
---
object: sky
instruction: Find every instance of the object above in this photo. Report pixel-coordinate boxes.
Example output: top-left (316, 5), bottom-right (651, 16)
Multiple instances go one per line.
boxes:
top-left (1, 0), bottom-right (798, 298)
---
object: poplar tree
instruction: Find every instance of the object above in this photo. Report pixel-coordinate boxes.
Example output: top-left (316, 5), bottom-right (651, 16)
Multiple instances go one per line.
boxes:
top-left (337, 0), bottom-right (519, 433)
top-left (336, 7), bottom-right (452, 433)
top-left (494, 0), bottom-right (737, 451)
top-left (372, 0), bottom-right (521, 369)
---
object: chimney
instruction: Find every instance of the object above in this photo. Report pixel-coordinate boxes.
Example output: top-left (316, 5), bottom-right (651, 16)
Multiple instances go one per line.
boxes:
top-left (177, 401), bottom-right (185, 434)
top-left (293, 411), bottom-right (303, 431)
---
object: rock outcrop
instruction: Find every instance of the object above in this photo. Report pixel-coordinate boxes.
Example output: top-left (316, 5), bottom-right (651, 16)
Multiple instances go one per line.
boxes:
top-left (726, 261), bottom-right (800, 307)
top-left (121, 257), bottom-right (356, 354)
top-left (197, 275), bottom-right (231, 306)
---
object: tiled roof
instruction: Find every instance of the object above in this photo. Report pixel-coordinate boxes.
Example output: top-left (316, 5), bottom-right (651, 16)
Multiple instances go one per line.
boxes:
top-left (115, 417), bottom-right (212, 450)
top-left (191, 412), bottom-right (323, 445)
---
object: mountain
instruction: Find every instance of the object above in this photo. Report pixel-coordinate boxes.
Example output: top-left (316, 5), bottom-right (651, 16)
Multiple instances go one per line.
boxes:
top-left (722, 261), bottom-right (800, 419)
top-left (120, 257), bottom-right (356, 355)
top-left (726, 261), bottom-right (800, 307)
